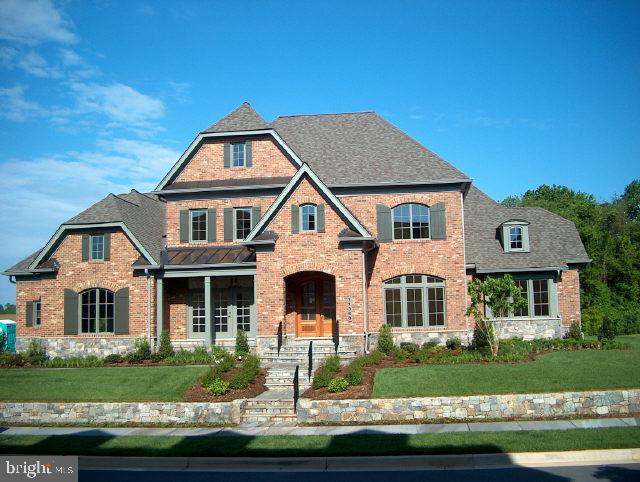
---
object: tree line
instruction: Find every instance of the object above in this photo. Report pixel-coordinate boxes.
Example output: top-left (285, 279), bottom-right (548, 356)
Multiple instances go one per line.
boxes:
top-left (502, 179), bottom-right (640, 335)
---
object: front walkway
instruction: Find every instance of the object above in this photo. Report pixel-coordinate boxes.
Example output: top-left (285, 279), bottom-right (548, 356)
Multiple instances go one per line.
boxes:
top-left (2, 417), bottom-right (637, 438)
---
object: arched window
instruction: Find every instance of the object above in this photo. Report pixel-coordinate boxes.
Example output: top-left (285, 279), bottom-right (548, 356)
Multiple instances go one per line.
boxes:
top-left (300, 204), bottom-right (317, 232)
top-left (392, 203), bottom-right (429, 240)
top-left (80, 288), bottom-right (114, 334)
top-left (383, 275), bottom-right (445, 328)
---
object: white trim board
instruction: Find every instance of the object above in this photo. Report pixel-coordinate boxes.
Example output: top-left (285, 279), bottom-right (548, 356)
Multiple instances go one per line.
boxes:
top-left (155, 129), bottom-right (304, 191)
top-left (245, 163), bottom-right (372, 242)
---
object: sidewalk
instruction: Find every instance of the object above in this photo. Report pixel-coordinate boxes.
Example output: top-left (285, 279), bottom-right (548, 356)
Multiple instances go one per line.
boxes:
top-left (1, 417), bottom-right (638, 438)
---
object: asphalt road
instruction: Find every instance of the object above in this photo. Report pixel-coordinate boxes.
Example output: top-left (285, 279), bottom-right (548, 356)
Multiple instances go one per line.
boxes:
top-left (82, 463), bottom-right (640, 482)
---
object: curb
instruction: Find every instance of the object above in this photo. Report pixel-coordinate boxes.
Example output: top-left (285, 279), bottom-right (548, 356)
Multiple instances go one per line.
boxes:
top-left (80, 448), bottom-right (640, 472)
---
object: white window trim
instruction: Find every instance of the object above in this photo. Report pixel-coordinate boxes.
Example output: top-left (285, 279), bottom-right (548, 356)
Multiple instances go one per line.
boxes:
top-left (89, 234), bottom-right (104, 261)
top-left (508, 225), bottom-right (525, 252)
top-left (231, 141), bottom-right (246, 168)
top-left (233, 207), bottom-right (253, 241)
top-left (300, 203), bottom-right (317, 232)
top-left (189, 209), bottom-right (208, 243)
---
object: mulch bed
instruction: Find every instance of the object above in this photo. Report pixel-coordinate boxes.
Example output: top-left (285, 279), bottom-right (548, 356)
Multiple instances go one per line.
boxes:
top-left (183, 368), bottom-right (267, 402)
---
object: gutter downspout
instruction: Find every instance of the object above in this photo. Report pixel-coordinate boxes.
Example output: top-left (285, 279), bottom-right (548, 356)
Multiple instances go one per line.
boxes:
top-left (460, 191), bottom-right (470, 344)
top-left (361, 250), bottom-right (369, 353)
top-left (145, 269), bottom-right (152, 350)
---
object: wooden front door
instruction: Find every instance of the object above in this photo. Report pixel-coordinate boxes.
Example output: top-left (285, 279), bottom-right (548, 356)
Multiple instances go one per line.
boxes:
top-left (295, 275), bottom-right (335, 337)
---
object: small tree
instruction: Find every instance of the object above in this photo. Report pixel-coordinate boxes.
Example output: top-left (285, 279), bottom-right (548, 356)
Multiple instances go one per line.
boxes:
top-left (157, 331), bottom-right (175, 359)
top-left (466, 275), bottom-right (528, 358)
top-left (235, 329), bottom-right (250, 358)
top-left (377, 324), bottom-right (394, 354)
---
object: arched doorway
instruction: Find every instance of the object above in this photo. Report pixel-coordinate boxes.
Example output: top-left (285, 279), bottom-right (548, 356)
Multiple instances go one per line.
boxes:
top-left (285, 272), bottom-right (336, 337)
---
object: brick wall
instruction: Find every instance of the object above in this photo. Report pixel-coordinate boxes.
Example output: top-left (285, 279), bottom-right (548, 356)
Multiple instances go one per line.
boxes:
top-left (557, 268), bottom-right (581, 328)
top-left (15, 229), bottom-right (153, 340)
top-left (174, 137), bottom-right (297, 183)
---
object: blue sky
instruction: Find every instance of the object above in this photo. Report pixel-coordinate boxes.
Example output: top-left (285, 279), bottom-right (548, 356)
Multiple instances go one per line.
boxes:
top-left (0, 0), bottom-right (638, 304)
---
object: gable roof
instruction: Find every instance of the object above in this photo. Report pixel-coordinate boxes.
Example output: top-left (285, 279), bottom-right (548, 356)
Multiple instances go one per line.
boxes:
top-left (10, 191), bottom-right (166, 274)
top-left (245, 164), bottom-right (373, 243)
top-left (464, 186), bottom-right (590, 272)
top-left (202, 102), bottom-right (269, 133)
top-left (270, 112), bottom-right (470, 186)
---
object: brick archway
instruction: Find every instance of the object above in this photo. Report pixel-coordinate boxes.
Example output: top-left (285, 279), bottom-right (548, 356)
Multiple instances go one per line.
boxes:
top-left (282, 262), bottom-right (335, 278)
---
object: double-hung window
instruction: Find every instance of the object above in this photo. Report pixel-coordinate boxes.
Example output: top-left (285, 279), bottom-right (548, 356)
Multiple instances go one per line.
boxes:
top-left (190, 209), bottom-right (207, 242)
top-left (392, 203), bottom-right (430, 240)
top-left (300, 204), bottom-right (317, 232)
top-left (234, 208), bottom-right (252, 241)
top-left (383, 275), bottom-right (445, 328)
top-left (90, 235), bottom-right (104, 260)
top-left (509, 226), bottom-right (523, 250)
top-left (232, 142), bottom-right (246, 167)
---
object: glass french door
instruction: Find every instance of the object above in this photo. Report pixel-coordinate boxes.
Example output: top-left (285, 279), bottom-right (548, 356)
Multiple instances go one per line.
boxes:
top-left (212, 287), bottom-right (255, 339)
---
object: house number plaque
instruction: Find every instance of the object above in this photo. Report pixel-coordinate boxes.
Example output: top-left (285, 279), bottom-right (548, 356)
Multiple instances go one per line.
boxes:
top-left (347, 296), bottom-right (353, 322)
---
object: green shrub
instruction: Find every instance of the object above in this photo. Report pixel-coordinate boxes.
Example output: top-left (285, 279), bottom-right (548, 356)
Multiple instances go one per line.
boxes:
top-left (598, 315), bottom-right (617, 342)
top-left (25, 339), bottom-right (47, 365)
top-left (399, 342), bottom-right (419, 354)
top-left (422, 340), bottom-right (439, 350)
top-left (328, 376), bottom-right (349, 392)
top-left (103, 353), bottom-right (124, 364)
top-left (312, 355), bottom-right (342, 389)
top-left (43, 356), bottom-right (103, 368)
top-left (157, 331), bottom-right (175, 359)
top-left (235, 329), bottom-right (250, 358)
top-left (565, 321), bottom-right (583, 340)
top-left (390, 346), bottom-right (409, 361)
top-left (346, 362), bottom-right (363, 385)
top-left (618, 306), bottom-right (640, 334)
top-left (377, 324), bottom-right (394, 354)
top-left (228, 355), bottom-right (260, 389)
top-left (200, 349), bottom-right (236, 387)
top-left (0, 352), bottom-right (25, 367)
top-left (0, 332), bottom-right (6, 353)
top-left (472, 319), bottom-right (494, 351)
top-left (365, 349), bottom-right (385, 365)
top-left (126, 338), bottom-right (151, 364)
top-left (205, 377), bottom-right (229, 396)
top-left (446, 337), bottom-right (462, 350)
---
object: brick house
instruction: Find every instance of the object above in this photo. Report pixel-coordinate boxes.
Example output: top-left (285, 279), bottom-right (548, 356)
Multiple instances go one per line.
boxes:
top-left (3, 103), bottom-right (590, 358)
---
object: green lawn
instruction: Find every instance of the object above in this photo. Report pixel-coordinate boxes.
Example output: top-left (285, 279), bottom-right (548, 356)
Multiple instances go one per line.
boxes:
top-left (0, 366), bottom-right (208, 402)
top-left (373, 335), bottom-right (640, 398)
top-left (0, 427), bottom-right (638, 457)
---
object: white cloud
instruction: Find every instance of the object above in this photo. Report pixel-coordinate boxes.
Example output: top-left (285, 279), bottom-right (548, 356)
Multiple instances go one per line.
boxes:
top-left (0, 0), bottom-right (76, 44)
top-left (59, 48), bottom-right (81, 66)
top-left (0, 84), bottom-right (45, 121)
top-left (16, 50), bottom-right (61, 77)
top-left (168, 81), bottom-right (190, 104)
top-left (69, 82), bottom-right (166, 129)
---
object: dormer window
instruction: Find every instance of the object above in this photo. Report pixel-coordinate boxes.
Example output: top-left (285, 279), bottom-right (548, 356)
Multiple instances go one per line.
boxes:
top-left (232, 142), bottom-right (246, 167)
top-left (502, 221), bottom-right (530, 253)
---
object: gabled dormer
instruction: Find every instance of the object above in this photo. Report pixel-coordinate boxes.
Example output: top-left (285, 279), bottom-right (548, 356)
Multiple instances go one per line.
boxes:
top-left (501, 220), bottom-right (530, 253)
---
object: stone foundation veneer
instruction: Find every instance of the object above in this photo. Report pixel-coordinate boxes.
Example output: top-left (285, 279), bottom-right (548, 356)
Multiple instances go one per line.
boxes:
top-left (297, 389), bottom-right (640, 424)
top-left (493, 318), bottom-right (563, 340)
top-left (17, 337), bottom-right (138, 358)
top-left (0, 401), bottom-right (242, 425)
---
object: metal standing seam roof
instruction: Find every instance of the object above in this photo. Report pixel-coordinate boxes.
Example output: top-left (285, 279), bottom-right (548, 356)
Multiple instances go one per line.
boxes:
top-left (162, 246), bottom-right (256, 266)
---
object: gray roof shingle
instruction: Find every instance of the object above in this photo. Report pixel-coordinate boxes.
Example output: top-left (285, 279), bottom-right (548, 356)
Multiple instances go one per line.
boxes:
top-left (464, 186), bottom-right (589, 272)
top-left (270, 112), bottom-right (470, 186)
top-left (202, 102), bottom-right (268, 133)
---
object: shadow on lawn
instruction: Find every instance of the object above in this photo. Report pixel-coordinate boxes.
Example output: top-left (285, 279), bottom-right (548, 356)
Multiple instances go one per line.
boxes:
top-left (0, 427), bottom-right (570, 481)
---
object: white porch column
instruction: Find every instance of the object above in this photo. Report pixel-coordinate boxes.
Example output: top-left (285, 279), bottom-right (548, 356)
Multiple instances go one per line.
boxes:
top-left (204, 275), bottom-right (212, 346)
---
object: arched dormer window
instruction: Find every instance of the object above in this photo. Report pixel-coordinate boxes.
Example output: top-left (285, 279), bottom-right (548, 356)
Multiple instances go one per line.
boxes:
top-left (383, 275), bottom-right (446, 328)
top-left (501, 220), bottom-right (530, 253)
top-left (392, 203), bottom-right (429, 240)
top-left (80, 288), bottom-right (114, 333)
top-left (300, 204), bottom-right (317, 232)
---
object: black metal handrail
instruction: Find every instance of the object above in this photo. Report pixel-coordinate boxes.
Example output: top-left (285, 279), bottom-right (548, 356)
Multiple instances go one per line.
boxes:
top-left (293, 364), bottom-right (299, 412)
top-left (277, 321), bottom-right (283, 356)
top-left (332, 318), bottom-right (339, 353)
top-left (307, 340), bottom-right (313, 382)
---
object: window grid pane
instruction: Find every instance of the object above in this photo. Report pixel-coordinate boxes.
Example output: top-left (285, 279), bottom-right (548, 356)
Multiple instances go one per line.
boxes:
top-left (90, 235), bottom-right (104, 260)
top-left (510, 226), bottom-right (523, 249)
top-left (514, 279), bottom-right (529, 317)
top-left (392, 204), bottom-right (430, 240)
top-left (384, 288), bottom-right (402, 327)
top-left (427, 286), bottom-right (445, 326)
top-left (35, 301), bottom-right (41, 326)
top-left (191, 210), bottom-right (207, 241)
top-left (383, 275), bottom-right (445, 328)
top-left (236, 291), bottom-right (252, 332)
top-left (235, 208), bottom-right (252, 240)
top-left (81, 288), bottom-right (114, 334)
top-left (232, 142), bottom-right (245, 167)
top-left (411, 204), bottom-right (430, 239)
top-left (533, 279), bottom-right (550, 316)
top-left (191, 292), bottom-right (206, 333)
top-left (213, 290), bottom-right (229, 333)
top-left (301, 204), bottom-right (317, 231)
top-left (406, 288), bottom-right (424, 327)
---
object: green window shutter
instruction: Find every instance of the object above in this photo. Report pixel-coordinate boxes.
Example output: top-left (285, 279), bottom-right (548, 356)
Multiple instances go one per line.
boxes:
top-left (522, 226), bottom-right (530, 252)
top-left (114, 288), bottom-right (129, 334)
top-left (223, 208), bottom-right (234, 242)
top-left (180, 210), bottom-right (190, 243)
top-left (317, 204), bottom-right (325, 232)
top-left (82, 234), bottom-right (90, 261)
top-left (223, 142), bottom-right (231, 168)
top-left (245, 141), bottom-right (253, 167)
top-left (206, 208), bottom-right (217, 242)
top-left (25, 301), bottom-right (34, 327)
top-left (251, 206), bottom-right (261, 229)
top-left (103, 232), bottom-right (111, 260)
top-left (376, 205), bottom-right (392, 242)
top-left (502, 225), bottom-right (511, 252)
top-left (291, 204), bottom-right (299, 234)
top-left (430, 203), bottom-right (447, 240)
top-left (63, 289), bottom-right (78, 335)
top-left (549, 279), bottom-right (559, 317)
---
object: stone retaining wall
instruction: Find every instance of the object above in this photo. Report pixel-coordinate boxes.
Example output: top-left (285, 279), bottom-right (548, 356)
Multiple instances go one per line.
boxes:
top-left (493, 318), bottom-right (563, 340)
top-left (16, 337), bottom-right (138, 358)
top-left (297, 389), bottom-right (640, 424)
top-left (0, 401), bottom-right (241, 425)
